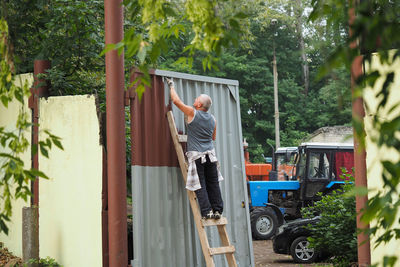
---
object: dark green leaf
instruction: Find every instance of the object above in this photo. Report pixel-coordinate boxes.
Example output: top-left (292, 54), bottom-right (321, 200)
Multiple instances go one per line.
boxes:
top-left (52, 138), bottom-right (64, 150)
top-left (39, 144), bottom-right (49, 158)
top-left (29, 168), bottom-right (49, 179)
top-left (1, 95), bottom-right (9, 108)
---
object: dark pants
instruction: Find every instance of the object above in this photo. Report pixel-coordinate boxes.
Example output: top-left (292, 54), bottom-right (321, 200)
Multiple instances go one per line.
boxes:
top-left (194, 155), bottom-right (224, 217)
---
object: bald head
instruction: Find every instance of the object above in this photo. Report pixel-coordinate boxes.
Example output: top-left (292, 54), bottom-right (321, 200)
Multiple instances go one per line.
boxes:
top-left (199, 94), bottom-right (212, 111)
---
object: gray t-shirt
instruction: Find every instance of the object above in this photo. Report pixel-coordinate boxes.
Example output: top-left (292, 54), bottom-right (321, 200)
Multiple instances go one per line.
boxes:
top-left (187, 110), bottom-right (215, 152)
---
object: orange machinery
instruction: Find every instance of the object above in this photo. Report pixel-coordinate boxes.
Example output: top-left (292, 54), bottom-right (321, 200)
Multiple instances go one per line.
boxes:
top-left (243, 140), bottom-right (272, 181)
top-left (245, 163), bottom-right (272, 181)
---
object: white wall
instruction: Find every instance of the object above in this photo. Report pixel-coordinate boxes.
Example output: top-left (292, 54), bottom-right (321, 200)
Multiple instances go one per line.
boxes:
top-left (364, 51), bottom-right (400, 266)
top-left (1, 86), bottom-right (103, 266)
top-left (38, 95), bottom-right (103, 267)
top-left (0, 74), bottom-right (33, 257)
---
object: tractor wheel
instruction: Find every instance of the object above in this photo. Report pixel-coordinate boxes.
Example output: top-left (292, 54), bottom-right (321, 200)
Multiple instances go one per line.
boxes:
top-left (250, 207), bottom-right (278, 240)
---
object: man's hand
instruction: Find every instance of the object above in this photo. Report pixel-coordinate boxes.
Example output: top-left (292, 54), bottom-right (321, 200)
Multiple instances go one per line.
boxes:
top-left (166, 78), bottom-right (174, 88)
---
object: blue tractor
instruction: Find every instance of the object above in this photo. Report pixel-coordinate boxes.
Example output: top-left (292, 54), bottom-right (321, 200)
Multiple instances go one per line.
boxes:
top-left (248, 142), bottom-right (354, 239)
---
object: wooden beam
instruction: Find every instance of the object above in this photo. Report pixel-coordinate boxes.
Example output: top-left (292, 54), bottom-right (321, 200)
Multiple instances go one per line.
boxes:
top-left (217, 225), bottom-right (238, 267)
top-left (202, 217), bottom-right (228, 227)
top-left (209, 246), bottom-right (235, 256)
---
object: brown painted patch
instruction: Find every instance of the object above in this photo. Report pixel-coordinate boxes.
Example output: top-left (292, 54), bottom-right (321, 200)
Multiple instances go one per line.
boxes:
top-left (129, 72), bottom-right (179, 167)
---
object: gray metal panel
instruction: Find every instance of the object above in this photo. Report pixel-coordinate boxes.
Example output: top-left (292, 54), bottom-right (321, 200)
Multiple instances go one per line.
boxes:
top-left (155, 69), bottom-right (239, 86)
top-left (132, 166), bottom-right (198, 267)
top-left (132, 166), bottom-right (253, 267)
top-left (132, 71), bottom-right (254, 267)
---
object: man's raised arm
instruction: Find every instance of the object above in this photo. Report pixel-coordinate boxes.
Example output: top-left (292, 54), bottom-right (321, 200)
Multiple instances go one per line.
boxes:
top-left (167, 79), bottom-right (194, 119)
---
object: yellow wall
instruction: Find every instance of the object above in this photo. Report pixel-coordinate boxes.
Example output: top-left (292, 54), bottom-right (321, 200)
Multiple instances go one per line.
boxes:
top-left (38, 95), bottom-right (102, 266)
top-left (364, 52), bottom-right (400, 266)
top-left (0, 73), bottom-right (33, 257)
top-left (1, 84), bottom-right (103, 266)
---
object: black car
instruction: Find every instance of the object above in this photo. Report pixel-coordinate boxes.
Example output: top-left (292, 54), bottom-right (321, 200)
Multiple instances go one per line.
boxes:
top-left (273, 216), bottom-right (323, 263)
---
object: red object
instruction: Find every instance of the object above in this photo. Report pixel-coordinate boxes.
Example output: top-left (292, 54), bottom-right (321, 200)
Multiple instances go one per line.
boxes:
top-left (335, 151), bottom-right (354, 179)
top-left (245, 164), bottom-right (272, 181)
top-left (105, 0), bottom-right (128, 266)
top-left (243, 144), bottom-right (271, 181)
top-left (277, 164), bottom-right (296, 181)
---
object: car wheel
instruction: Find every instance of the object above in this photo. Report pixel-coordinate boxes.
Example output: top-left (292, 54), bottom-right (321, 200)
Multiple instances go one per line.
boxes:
top-left (290, 236), bottom-right (318, 263)
top-left (250, 207), bottom-right (278, 240)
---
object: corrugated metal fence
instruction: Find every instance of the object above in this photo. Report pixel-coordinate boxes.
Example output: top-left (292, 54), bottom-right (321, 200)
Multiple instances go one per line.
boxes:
top-left (129, 69), bottom-right (254, 267)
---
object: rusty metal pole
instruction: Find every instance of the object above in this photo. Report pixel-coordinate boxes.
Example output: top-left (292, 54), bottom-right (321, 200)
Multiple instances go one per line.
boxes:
top-left (349, 3), bottom-right (371, 266)
top-left (25, 59), bottom-right (50, 267)
top-left (104, 0), bottom-right (128, 266)
top-left (30, 60), bottom-right (51, 206)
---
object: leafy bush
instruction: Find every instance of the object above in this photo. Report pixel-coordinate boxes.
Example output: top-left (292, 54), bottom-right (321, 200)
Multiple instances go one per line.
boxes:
top-left (27, 257), bottom-right (61, 267)
top-left (301, 175), bottom-right (357, 267)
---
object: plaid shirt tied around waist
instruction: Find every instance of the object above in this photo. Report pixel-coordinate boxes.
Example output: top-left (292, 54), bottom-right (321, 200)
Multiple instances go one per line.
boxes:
top-left (185, 149), bottom-right (224, 191)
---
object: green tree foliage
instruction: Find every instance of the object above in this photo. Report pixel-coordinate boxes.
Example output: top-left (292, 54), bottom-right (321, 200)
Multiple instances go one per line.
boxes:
top-left (0, 19), bottom-right (63, 235)
top-left (302, 177), bottom-right (357, 267)
top-left (117, 0), bottom-right (249, 99)
top-left (4, 0), bottom-right (354, 164)
top-left (310, 0), bottom-right (400, 265)
top-left (159, 0), bottom-right (352, 162)
top-left (3, 0), bottom-right (105, 96)
top-left (223, 0), bottom-right (351, 160)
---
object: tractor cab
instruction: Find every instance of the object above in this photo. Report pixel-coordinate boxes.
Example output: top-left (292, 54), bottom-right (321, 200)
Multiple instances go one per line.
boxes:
top-left (294, 143), bottom-right (354, 201)
top-left (273, 147), bottom-right (298, 181)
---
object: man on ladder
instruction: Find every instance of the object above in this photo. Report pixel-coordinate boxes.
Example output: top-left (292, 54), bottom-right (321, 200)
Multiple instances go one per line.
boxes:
top-left (167, 78), bottom-right (224, 220)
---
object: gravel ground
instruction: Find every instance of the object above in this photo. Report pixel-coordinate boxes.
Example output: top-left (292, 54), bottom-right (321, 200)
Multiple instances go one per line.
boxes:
top-left (252, 240), bottom-right (331, 267)
top-left (1, 240), bottom-right (330, 267)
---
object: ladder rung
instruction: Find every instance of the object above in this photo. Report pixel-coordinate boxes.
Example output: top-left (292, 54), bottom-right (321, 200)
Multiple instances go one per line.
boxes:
top-left (201, 217), bottom-right (228, 227)
top-left (209, 246), bottom-right (235, 255)
top-left (178, 134), bottom-right (187, 142)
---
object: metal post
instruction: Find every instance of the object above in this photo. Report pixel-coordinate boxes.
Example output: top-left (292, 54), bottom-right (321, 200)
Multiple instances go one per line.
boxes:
top-left (25, 60), bottom-right (50, 267)
top-left (30, 60), bottom-right (51, 207)
top-left (273, 46), bottom-right (280, 149)
top-left (349, 3), bottom-right (371, 266)
top-left (352, 60), bottom-right (372, 267)
top-left (104, 0), bottom-right (128, 266)
top-left (270, 19), bottom-right (280, 150)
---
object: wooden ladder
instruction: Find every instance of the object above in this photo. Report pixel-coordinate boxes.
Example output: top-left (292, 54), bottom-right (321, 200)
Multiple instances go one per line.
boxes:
top-left (167, 111), bottom-right (238, 267)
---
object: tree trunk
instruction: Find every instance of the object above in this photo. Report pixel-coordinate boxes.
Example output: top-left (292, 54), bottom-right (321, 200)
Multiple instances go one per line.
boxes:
top-left (294, 0), bottom-right (309, 96)
top-left (1, 0), bottom-right (7, 20)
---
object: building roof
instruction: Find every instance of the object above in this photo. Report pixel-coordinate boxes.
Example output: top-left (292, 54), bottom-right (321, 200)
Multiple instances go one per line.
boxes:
top-left (305, 126), bottom-right (353, 144)
top-left (300, 142), bottom-right (354, 150)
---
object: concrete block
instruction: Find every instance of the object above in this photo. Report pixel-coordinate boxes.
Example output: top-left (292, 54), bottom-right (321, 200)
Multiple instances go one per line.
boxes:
top-left (22, 207), bottom-right (39, 267)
